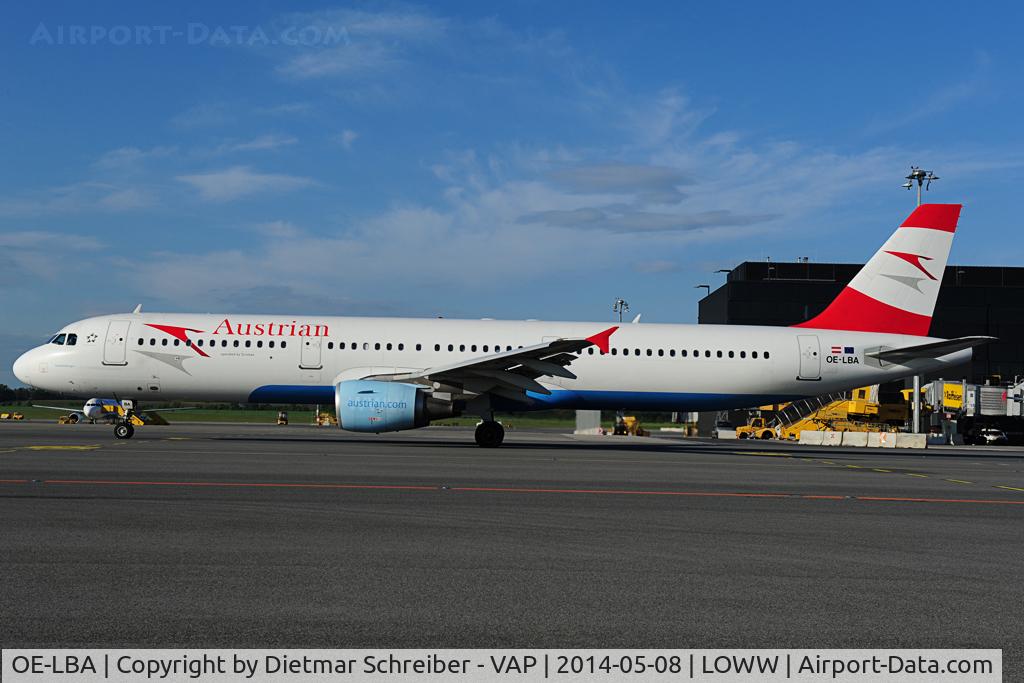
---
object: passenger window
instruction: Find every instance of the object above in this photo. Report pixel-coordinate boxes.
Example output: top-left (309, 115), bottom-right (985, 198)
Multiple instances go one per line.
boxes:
top-left (728, 351), bottom-right (734, 358)
top-left (415, 343), bottom-right (421, 351)
top-left (150, 339), bottom-right (156, 346)
top-left (588, 348), bottom-right (594, 355)
top-left (162, 339), bottom-right (168, 346)
top-left (611, 348), bottom-right (618, 355)
top-left (483, 345), bottom-right (489, 352)
top-left (257, 341), bottom-right (263, 348)
top-left (233, 340), bottom-right (239, 348)
top-left (716, 350), bottom-right (722, 358)
top-left (363, 342), bottom-right (369, 350)
top-left (647, 349), bottom-right (653, 356)
top-left (740, 351), bottom-right (746, 358)
top-left (339, 342), bottom-right (346, 350)
top-left (269, 341), bottom-right (275, 349)
top-left (657, 349), bottom-right (663, 357)
top-left (172, 339), bottom-right (179, 346)
top-left (138, 338), bottom-right (144, 345)
top-left (679, 350), bottom-right (685, 357)
top-left (397, 343), bottom-right (404, 351)
top-left (764, 351), bottom-right (770, 359)
top-left (386, 343), bottom-right (393, 351)
top-left (328, 342), bottom-right (334, 349)
top-left (459, 344), bottom-right (465, 352)
top-left (375, 343), bottom-right (381, 350)
top-left (197, 340), bottom-right (204, 347)
top-left (623, 347), bottom-right (629, 355)
top-left (281, 341), bottom-right (287, 349)
top-left (185, 339), bottom-right (192, 347)
top-left (471, 345), bottom-right (477, 352)
top-left (704, 350), bottom-right (710, 357)
top-left (752, 351), bottom-right (758, 359)
top-left (671, 349), bottom-right (677, 357)
top-left (245, 340), bottom-right (251, 348)
top-left (694, 350), bottom-right (699, 357)
top-left (448, 344), bottom-right (454, 352)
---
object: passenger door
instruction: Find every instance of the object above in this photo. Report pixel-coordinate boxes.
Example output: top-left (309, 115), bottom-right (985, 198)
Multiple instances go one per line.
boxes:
top-left (102, 320), bottom-right (131, 366)
top-left (300, 335), bottom-right (323, 369)
top-left (796, 334), bottom-right (821, 381)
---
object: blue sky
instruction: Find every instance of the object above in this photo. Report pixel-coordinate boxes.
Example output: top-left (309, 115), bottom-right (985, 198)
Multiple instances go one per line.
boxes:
top-left (3, 1), bottom-right (1023, 385)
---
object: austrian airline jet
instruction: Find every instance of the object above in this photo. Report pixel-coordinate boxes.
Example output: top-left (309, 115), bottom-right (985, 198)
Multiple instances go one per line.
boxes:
top-left (13, 204), bottom-right (990, 447)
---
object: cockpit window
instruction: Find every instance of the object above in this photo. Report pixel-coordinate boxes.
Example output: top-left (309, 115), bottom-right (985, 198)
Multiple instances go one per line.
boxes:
top-left (52, 334), bottom-right (67, 345)
top-left (66, 334), bottom-right (77, 346)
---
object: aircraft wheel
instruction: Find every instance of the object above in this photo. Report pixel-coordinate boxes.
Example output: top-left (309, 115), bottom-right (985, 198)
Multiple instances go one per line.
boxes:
top-left (475, 421), bottom-right (505, 448)
top-left (114, 423), bottom-right (135, 440)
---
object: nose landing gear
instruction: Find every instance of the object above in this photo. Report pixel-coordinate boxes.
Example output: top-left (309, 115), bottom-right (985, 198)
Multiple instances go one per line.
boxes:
top-left (474, 420), bottom-right (505, 448)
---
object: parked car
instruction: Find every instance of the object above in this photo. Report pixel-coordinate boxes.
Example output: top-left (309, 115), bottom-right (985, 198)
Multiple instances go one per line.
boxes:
top-left (971, 428), bottom-right (1008, 445)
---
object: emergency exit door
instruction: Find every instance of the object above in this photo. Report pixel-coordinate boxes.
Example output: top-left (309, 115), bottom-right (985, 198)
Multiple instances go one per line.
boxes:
top-left (796, 334), bottom-right (821, 381)
top-left (103, 320), bottom-right (131, 366)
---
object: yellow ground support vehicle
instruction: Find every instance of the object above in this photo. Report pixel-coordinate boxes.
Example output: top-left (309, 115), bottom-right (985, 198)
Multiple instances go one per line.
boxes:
top-left (613, 415), bottom-right (649, 436)
top-left (736, 417), bottom-right (775, 439)
top-left (741, 386), bottom-right (905, 440)
top-left (1, 412), bottom-right (25, 420)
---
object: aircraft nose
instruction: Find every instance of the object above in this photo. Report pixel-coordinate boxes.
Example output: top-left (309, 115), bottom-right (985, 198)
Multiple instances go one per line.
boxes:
top-left (12, 350), bottom-right (33, 386)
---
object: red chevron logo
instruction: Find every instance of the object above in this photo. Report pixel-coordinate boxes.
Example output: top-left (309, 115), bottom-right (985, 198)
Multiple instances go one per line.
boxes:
top-left (144, 323), bottom-right (209, 357)
top-left (884, 251), bottom-right (937, 280)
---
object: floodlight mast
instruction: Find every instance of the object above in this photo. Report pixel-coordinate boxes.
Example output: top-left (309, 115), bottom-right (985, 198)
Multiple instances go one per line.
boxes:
top-left (902, 165), bottom-right (940, 435)
top-left (613, 298), bottom-right (629, 323)
top-left (904, 166), bottom-right (939, 207)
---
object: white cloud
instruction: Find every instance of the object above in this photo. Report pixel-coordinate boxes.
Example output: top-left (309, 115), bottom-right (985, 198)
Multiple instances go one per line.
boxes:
top-left (170, 102), bottom-right (233, 128)
top-left (175, 166), bottom-right (317, 201)
top-left (93, 146), bottom-right (177, 170)
top-left (222, 134), bottom-right (298, 153)
top-left (274, 8), bottom-right (447, 80)
top-left (335, 129), bottom-right (358, 150)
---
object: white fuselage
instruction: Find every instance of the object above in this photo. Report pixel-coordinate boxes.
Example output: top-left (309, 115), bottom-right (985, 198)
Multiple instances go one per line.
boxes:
top-left (13, 313), bottom-right (970, 413)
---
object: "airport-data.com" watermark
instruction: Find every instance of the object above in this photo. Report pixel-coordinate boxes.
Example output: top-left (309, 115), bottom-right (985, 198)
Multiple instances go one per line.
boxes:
top-left (29, 23), bottom-right (349, 47)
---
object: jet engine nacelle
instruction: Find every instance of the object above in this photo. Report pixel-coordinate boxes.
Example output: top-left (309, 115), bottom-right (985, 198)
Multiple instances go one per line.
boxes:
top-left (335, 380), bottom-right (454, 433)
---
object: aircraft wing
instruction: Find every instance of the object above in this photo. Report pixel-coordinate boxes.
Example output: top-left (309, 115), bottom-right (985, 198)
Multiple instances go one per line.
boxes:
top-left (867, 336), bottom-right (995, 363)
top-left (139, 407), bottom-right (195, 413)
top-left (365, 326), bottom-right (618, 403)
top-left (32, 405), bottom-right (80, 412)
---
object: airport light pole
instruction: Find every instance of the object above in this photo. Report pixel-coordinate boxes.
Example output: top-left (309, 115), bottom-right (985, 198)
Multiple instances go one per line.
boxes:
top-left (902, 166), bottom-right (939, 434)
top-left (695, 284), bottom-right (710, 296)
top-left (613, 298), bottom-right (629, 323)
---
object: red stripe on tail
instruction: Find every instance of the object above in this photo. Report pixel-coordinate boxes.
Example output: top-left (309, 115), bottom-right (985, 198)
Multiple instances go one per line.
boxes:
top-left (900, 204), bottom-right (961, 232)
top-left (793, 288), bottom-right (931, 336)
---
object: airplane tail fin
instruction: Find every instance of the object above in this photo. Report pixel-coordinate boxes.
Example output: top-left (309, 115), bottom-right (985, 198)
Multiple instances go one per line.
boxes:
top-left (793, 204), bottom-right (961, 336)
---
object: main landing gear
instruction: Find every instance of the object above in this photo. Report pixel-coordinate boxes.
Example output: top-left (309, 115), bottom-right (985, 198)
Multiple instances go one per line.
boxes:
top-left (474, 420), bottom-right (505, 448)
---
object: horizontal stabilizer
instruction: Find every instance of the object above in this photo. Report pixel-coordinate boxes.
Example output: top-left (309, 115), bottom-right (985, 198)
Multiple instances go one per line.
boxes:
top-left (867, 336), bottom-right (995, 363)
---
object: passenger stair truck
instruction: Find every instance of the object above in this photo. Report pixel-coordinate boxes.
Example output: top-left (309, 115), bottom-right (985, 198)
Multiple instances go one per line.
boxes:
top-left (737, 387), bottom-right (902, 440)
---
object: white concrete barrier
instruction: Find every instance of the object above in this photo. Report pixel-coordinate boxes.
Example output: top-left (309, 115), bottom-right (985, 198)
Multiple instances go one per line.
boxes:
top-left (842, 432), bottom-right (868, 447)
top-left (877, 432), bottom-right (897, 448)
top-left (798, 430), bottom-right (824, 445)
top-left (895, 433), bottom-right (928, 449)
top-left (866, 432), bottom-right (882, 448)
top-left (822, 431), bottom-right (843, 446)
top-left (714, 428), bottom-right (737, 440)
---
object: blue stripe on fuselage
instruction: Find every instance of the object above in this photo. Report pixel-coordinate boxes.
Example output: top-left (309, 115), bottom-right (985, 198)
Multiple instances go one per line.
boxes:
top-left (248, 385), bottom-right (803, 412)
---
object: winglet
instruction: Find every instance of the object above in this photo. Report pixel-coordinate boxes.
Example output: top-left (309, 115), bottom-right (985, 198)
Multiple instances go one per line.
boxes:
top-left (586, 326), bottom-right (618, 354)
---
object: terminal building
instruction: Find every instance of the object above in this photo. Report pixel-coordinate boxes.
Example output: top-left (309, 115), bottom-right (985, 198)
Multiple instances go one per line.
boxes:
top-left (698, 261), bottom-right (1024, 384)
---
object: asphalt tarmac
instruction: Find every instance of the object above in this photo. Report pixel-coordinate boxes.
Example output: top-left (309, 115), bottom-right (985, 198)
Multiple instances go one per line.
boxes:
top-left (1, 422), bottom-right (1022, 673)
